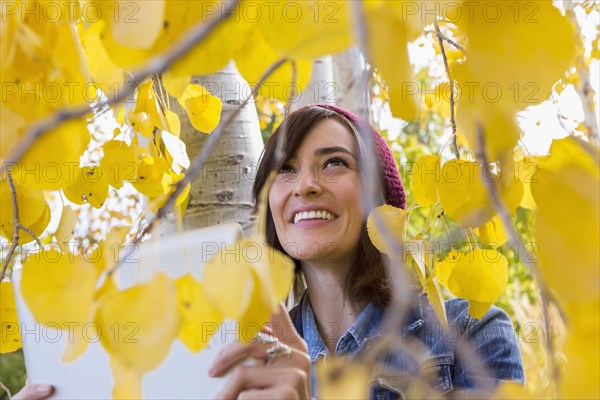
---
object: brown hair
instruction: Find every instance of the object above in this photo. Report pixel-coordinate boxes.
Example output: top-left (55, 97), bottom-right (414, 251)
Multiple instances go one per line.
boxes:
top-left (251, 105), bottom-right (391, 308)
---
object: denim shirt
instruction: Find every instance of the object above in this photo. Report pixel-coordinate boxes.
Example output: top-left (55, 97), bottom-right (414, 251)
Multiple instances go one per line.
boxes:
top-left (290, 293), bottom-right (525, 399)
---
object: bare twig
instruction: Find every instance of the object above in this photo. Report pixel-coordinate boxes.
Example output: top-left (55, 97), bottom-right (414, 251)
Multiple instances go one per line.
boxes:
top-left (434, 21), bottom-right (460, 160)
top-left (0, 0), bottom-right (241, 176)
top-left (474, 124), bottom-right (560, 394)
top-left (434, 28), bottom-right (465, 52)
top-left (564, 0), bottom-right (599, 146)
top-left (1, 174), bottom-right (20, 281)
top-left (0, 380), bottom-right (12, 399)
top-left (284, 61), bottom-right (298, 118)
top-left (107, 58), bottom-right (288, 277)
top-left (350, 0), bottom-right (414, 351)
top-left (17, 225), bottom-right (43, 249)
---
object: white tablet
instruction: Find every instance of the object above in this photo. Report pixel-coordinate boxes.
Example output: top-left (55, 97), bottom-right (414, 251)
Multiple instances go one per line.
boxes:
top-left (13, 223), bottom-right (244, 399)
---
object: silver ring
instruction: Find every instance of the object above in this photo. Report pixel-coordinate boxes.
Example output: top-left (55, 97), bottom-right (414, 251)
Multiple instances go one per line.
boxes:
top-left (266, 342), bottom-right (292, 361)
top-left (254, 332), bottom-right (277, 345)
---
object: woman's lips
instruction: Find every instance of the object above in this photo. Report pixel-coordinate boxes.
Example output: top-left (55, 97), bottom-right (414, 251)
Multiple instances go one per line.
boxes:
top-left (292, 218), bottom-right (335, 228)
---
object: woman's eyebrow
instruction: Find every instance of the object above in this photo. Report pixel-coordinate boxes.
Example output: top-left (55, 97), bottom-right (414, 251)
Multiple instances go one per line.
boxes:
top-left (313, 146), bottom-right (357, 159)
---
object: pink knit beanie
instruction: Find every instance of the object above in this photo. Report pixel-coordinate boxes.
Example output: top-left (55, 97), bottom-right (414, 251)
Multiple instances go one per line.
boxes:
top-left (311, 104), bottom-right (406, 210)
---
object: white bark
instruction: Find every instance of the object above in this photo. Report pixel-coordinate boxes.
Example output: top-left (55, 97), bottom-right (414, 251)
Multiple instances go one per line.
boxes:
top-left (160, 61), bottom-right (263, 237)
top-left (289, 56), bottom-right (337, 112)
top-left (333, 47), bottom-right (371, 123)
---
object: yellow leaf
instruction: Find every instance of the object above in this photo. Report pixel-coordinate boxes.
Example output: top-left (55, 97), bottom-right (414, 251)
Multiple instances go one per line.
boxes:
top-left (468, 300), bottom-right (492, 320)
top-left (99, 226), bottom-right (131, 273)
top-left (61, 277), bottom-right (116, 363)
top-left (18, 202), bottom-right (51, 244)
top-left (202, 236), bottom-right (294, 333)
top-left (98, 1), bottom-right (247, 76)
top-left (21, 250), bottom-right (99, 327)
top-left (425, 276), bottom-right (448, 326)
top-left (134, 79), bottom-right (164, 128)
top-left (96, 273), bottom-right (180, 373)
top-left (81, 19), bottom-right (124, 96)
top-left (161, 70), bottom-right (189, 98)
top-left (237, 272), bottom-right (272, 342)
top-left (177, 84), bottom-right (222, 133)
top-left (127, 111), bottom-right (155, 137)
top-left (250, 236), bottom-right (295, 311)
top-left (438, 160), bottom-right (522, 228)
top-left (0, 180), bottom-right (46, 242)
top-left (257, 0), bottom-right (353, 59)
top-left (0, 104), bottom-right (26, 160)
top-left (234, 27), bottom-right (312, 103)
top-left (454, 82), bottom-right (521, 163)
top-left (455, 1), bottom-right (575, 111)
top-left (449, 249), bottom-right (508, 303)
top-left (434, 249), bottom-right (464, 297)
top-left (175, 274), bottom-right (223, 353)
top-left (161, 130), bottom-right (189, 169)
top-left (515, 158), bottom-right (538, 209)
top-left (54, 206), bottom-right (78, 250)
top-left (63, 166), bottom-right (109, 208)
top-left (15, 119), bottom-right (90, 190)
top-left (317, 358), bottom-right (369, 400)
top-left (475, 215), bottom-right (508, 248)
top-left (540, 136), bottom-right (599, 176)
top-left (405, 240), bottom-right (427, 288)
top-left (100, 140), bottom-right (137, 189)
top-left (104, 0), bottom-right (165, 49)
top-left (0, 281), bottom-right (22, 353)
top-left (109, 356), bottom-right (143, 400)
top-left (162, 110), bottom-right (181, 137)
top-left (411, 155), bottom-right (441, 206)
top-left (532, 164), bottom-right (600, 302)
top-left (363, 0), bottom-right (421, 120)
top-left (131, 156), bottom-right (173, 198)
top-left (560, 321), bottom-right (600, 399)
top-left (366, 204), bottom-right (408, 256)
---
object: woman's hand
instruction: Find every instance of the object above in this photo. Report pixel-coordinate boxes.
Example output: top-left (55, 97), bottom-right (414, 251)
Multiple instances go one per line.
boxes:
top-left (209, 304), bottom-right (312, 399)
top-left (13, 384), bottom-right (54, 400)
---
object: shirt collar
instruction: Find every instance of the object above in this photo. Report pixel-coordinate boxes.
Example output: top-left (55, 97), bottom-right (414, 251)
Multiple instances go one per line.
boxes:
top-left (298, 289), bottom-right (426, 362)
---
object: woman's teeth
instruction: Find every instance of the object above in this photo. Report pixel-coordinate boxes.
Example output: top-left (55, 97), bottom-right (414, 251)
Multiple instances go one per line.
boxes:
top-left (294, 210), bottom-right (335, 224)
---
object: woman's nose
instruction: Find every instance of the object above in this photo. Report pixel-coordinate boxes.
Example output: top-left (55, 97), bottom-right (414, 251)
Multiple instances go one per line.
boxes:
top-left (293, 167), bottom-right (323, 197)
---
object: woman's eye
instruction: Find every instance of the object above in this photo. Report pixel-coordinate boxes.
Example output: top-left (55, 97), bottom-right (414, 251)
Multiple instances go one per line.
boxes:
top-left (324, 157), bottom-right (347, 169)
top-left (277, 165), bottom-right (295, 174)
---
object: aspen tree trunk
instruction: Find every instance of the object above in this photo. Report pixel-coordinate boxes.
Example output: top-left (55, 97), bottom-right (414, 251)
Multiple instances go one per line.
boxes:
top-left (160, 61), bottom-right (263, 237)
top-left (289, 56), bottom-right (337, 112)
top-left (332, 47), bottom-right (372, 123)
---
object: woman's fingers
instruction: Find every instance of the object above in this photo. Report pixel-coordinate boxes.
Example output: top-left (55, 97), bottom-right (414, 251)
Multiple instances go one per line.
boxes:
top-left (13, 384), bottom-right (54, 400)
top-left (238, 387), bottom-right (298, 400)
top-left (269, 302), bottom-right (307, 353)
top-left (209, 339), bottom-right (309, 377)
top-left (215, 365), bottom-right (308, 400)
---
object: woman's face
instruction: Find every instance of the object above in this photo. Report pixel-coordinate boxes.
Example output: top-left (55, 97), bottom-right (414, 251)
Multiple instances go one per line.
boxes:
top-left (268, 118), bottom-right (364, 265)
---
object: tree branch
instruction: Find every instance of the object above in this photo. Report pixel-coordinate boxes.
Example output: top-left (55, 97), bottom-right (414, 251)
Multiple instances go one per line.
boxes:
top-left (1, 173), bottom-right (20, 281)
top-left (0, 0), bottom-right (241, 175)
top-left (563, 0), bottom-right (599, 146)
top-left (17, 225), bottom-right (43, 249)
top-left (284, 61), bottom-right (298, 118)
top-left (350, 0), bottom-right (416, 351)
top-left (107, 57), bottom-right (288, 277)
top-left (435, 28), bottom-right (465, 53)
top-left (434, 21), bottom-right (460, 160)
top-left (0, 380), bottom-right (12, 399)
top-left (474, 124), bottom-right (560, 394)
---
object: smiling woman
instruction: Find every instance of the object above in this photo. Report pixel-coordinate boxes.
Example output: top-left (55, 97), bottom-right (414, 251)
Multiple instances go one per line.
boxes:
top-left (204, 104), bottom-right (525, 399)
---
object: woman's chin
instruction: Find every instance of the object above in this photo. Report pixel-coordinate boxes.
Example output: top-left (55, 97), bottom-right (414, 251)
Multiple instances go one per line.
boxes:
top-left (278, 241), bottom-right (339, 263)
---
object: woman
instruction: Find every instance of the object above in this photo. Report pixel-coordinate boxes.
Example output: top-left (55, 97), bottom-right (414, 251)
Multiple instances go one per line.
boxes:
top-left (17, 104), bottom-right (524, 399)
top-left (208, 104), bottom-right (524, 399)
